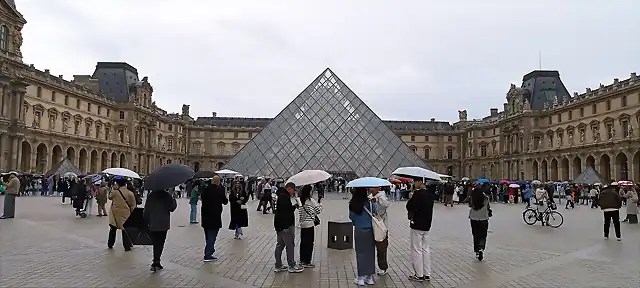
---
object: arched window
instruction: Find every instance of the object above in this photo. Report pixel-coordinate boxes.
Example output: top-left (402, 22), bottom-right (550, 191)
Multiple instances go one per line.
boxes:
top-left (0, 25), bottom-right (8, 51)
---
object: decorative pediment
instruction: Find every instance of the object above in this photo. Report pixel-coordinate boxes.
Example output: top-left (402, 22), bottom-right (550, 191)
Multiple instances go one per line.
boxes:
top-left (61, 111), bottom-right (72, 119)
top-left (84, 117), bottom-right (94, 124)
top-left (95, 120), bottom-right (103, 126)
top-left (618, 113), bottom-right (630, 121)
top-left (47, 107), bottom-right (59, 115)
top-left (114, 124), bottom-right (127, 130)
top-left (73, 114), bottom-right (83, 121)
top-left (566, 125), bottom-right (575, 131)
top-left (32, 104), bottom-right (45, 112)
top-left (555, 127), bottom-right (564, 133)
top-left (531, 131), bottom-right (544, 136)
top-left (589, 119), bottom-right (600, 126)
top-left (602, 116), bottom-right (614, 124)
top-left (577, 122), bottom-right (587, 129)
top-left (103, 122), bottom-right (112, 128)
top-left (545, 129), bottom-right (554, 136)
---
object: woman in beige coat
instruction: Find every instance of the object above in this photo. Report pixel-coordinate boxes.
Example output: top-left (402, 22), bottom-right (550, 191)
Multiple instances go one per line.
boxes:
top-left (107, 176), bottom-right (137, 251)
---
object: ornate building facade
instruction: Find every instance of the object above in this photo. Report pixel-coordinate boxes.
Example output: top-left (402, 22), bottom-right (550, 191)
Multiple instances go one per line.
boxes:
top-left (1, 1), bottom-right (639, 182)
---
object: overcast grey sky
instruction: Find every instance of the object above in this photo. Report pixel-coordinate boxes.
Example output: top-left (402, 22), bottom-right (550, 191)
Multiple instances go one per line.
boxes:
top-left (18, 0), bottom-right (640, 122)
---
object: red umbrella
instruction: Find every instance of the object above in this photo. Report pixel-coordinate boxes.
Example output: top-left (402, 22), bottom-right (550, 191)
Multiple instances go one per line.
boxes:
top-left (499, 179), bottom-right (511, 184)
top-left (398, 177), bottom-right (413, 182)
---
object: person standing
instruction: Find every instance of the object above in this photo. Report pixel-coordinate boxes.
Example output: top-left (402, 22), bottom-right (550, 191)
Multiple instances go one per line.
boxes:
top-left (599, 185), bottom-right (622, 240)
top-left (228, 180), bottom-right (249, 239)
top-left (524, 185), bottom-right (533, 208)
top-left (590, 186), bottom-right (599, 208)
top-left (201, 176), bottom-right (228, 261)
top-left (298, 184), bottom-right (322, 268)
top-left (107, 177), bottom-right (136, 250)
top-left (443, 182), bottom-right (454, 207)
top-left (189, 184), bottom-right (200, 224)
top-left (96, 181), bottom-right (109, 217)
top-left (0, 172), bottom-right (21, 219)
top-left (72, 178), bottom-right (88, 217)
top-left (469, 184), bottom-right (491, 261)
top-left (273, 182), bottom-right (304, 273)
top-left (406, 179), bottom-right (435, 282)
top-left (349, 187), bottom-right (376, 286)
top-left (621, 189), bottom-right (638, 223)
top-left (144, 189), bottom-right (177, 271)
top-left (370, 186), bottom-right (390, 276)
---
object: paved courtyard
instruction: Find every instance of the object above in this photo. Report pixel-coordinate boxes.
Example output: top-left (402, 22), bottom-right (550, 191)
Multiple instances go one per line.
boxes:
top-left (1, 193), bottom-right (639, 288)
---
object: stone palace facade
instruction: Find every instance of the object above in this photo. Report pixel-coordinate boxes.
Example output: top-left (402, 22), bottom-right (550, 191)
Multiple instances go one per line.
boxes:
top-left (1, 0), bottom-right (639, 182)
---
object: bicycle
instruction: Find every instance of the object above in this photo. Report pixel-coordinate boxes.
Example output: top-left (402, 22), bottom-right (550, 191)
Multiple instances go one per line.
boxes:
top-left (522, 202), bottom-right (564, 228)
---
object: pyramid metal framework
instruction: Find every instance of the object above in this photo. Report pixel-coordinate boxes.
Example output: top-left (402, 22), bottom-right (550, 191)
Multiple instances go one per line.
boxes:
top-left (224, 69), bottom-right (429, 178)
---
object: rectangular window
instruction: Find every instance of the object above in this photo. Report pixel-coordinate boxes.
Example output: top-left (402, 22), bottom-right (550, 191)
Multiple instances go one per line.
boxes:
top-left (591, 104), bottom-right (597, 114)
top-left (36, 86), bottom-right (42, 98)
top-left (568, 110), bottom-right (572, 120)
top-left (410, 135), bottom-right (415, 141)
top-left (580, 107), bottom-right (584, 117)
top-left (557, 114), bottom-right (562, 123)
top-left (447, 148), bottom-right (453, 159)
top-left (548, 116), bottom-right (552, 125)
top-left (606, 100), bottom-right (611, 111)
top-left (107, 109), bottom-right (111, 117)
top-left (424, 148), bottom-right (430, 159)
top-left (621, 95), bottom-right (627, 107)
top-left (76, 99), bottom-right (81, 109)
top-left (480, 145), bottom-right (487, 157)
top-left (119, 111), bottom-right (125, 119)
top-left (447, 136), bottom-right (452, 142)
top-left (51, 91), bottom-right (56, 102)
top-left (87, 102), bottom-right (91, 112)
top-left (424, 136), bottom-right (429, 141)
top-left (64, 95), bottom-right (69, 105)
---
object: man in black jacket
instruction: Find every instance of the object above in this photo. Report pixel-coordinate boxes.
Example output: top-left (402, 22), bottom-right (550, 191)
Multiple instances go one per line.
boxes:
top-left (273, 182), bottom-right (304, 273)
top-left (406, 179), bottom-right (435, 282)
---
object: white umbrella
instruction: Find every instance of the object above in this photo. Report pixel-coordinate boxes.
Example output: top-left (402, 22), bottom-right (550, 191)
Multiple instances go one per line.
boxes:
top-left (215, 169), bottom-right (239, 176)
top-left (461, 177), bottom-right (470, 181)
top-left (346, 177), bottom-right (392, 188)
top-left (63, 172), bottom-right (77, 178)
top-left (103, 167), bottom-right (141, 179)
top-left (286, 170), bottom-right (331, 186)
top-left (392, 167), bottom-right (442, 181)
top-left (531, 180), bottom-right (542, 185)
top-left (509, 183), bottom-right (520, 188)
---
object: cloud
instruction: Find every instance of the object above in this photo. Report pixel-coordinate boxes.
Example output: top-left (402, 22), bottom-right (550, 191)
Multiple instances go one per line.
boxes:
top-left (16, 0), bottom-right (640, 122)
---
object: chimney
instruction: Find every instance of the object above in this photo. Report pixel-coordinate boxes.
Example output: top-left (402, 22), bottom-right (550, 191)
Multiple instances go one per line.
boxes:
top-left (44, 69), bottom-right (50, 74)
top-left (212, 112), bottom-right (217, 117)
top-left (430, 118), bottom-right (435, 122)
top-left (490, 108), bottom-right (498, 117)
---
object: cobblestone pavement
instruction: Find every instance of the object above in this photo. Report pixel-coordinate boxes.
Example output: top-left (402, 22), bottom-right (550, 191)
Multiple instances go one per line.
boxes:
top-left (1, 194), bottom-right (639, 287)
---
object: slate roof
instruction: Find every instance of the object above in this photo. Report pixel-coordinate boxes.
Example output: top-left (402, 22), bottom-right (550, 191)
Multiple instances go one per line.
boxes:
top-left (193, 117), bottom-right (455, 132)
top-left (91, 62), bottom-right (140, 102)
top-left (520, 70), bottom-right (571, 110)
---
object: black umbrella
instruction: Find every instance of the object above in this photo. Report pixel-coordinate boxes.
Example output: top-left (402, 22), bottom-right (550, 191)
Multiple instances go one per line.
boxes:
top-left (144, 164), bottom-right (195, 191)
top-left (193, 170), bottom-right (214, 179)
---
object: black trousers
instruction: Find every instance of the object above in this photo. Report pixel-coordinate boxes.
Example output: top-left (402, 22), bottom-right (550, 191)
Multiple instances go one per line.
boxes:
top-left (150, 231), bottom-right (168, 265)
top-left (603, 211), bottom-right (621, 238)
top-left (299, 227), bottom-right (314, 264)
top-left (591, 196), bottom-right (599, 208)
top-left (108, 224), bottom-right (132, 249)
top-left (470, 220), bottom-right (489, 252)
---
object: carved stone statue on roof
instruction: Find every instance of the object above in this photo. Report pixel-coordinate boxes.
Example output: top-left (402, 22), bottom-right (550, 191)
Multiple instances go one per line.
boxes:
top-left (523, 98), bottom-right (531, 111)
top-left (458, 110), bottom-right (467, 121)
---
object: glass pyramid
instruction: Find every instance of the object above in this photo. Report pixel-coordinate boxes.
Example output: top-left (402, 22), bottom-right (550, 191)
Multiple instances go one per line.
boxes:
top-left (224, 68), bottom-right (429, 178)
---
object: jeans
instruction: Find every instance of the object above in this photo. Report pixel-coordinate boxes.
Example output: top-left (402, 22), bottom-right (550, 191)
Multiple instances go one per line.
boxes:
top-left (190, 203), bottom-right (198, 223)
top-left (150, 230), bottom-right (168, 265)
top-left (204, 228), bottom-right (220, 257)
top-left (603, 210), bottom-right (621, 238)
top-left (410, 229), bottom-right (431, 278)
top-left (274, 226), bottom-right (296, 268)
top-left (470, 220), bottom-right (489, 252)
top-left (299, 227), bottom-right (314, 264)
top-left (235, 224), bottom-right (243, 237)
top-left (107, 224), bottom-right (132, 249)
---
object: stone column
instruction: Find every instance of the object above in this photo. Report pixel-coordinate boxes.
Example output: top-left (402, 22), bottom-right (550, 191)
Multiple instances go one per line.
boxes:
top-left (30, 147), bottom-right (36, 173)
top-left (11, 82), bottom-right (27, 122)
top-left (0, 84), bottom-right (7, 118)
top-left (0, 132), bottom-right (6, 170)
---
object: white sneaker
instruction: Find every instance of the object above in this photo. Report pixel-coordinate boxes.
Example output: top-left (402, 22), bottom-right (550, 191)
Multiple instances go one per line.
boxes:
top-left (354, 277), bottom-right (365, 286)
top-left (364, 275), bottom-right (375, 285)
top-left (377, 270), bottom-right (387, 276)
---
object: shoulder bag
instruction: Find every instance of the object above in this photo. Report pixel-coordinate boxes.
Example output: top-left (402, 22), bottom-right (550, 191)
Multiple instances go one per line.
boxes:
top-left (364, 205), bottom-right (388, 242)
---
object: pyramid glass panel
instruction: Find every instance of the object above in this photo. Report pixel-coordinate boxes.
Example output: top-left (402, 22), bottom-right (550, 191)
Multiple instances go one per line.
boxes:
top-left (224, 68), bottom-right (429, 178)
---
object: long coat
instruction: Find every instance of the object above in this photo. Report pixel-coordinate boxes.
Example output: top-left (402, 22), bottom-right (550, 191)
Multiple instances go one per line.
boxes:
top-left (228, 187), bottom-right (249, 229)
top-left (143, 190), bottom-right (177, 231)
top-left (72, 183), bottom-right (87, 210)
top-left (200, 184), bottom-right (228, 230)
top-left (108, 187), bottom-right (136, 229)
top-left (624, 190), bottom-right (639, 215)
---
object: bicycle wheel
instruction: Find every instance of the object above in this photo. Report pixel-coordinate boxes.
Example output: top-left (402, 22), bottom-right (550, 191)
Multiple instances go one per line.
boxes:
top-left (545, 211), bottom-right (564, 228)
top-left (523, 209), bottom-right (538, 225)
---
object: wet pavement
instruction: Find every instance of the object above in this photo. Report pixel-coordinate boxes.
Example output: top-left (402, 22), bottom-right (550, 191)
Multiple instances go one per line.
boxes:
top-left (1, 193), bottom-right (639, 287)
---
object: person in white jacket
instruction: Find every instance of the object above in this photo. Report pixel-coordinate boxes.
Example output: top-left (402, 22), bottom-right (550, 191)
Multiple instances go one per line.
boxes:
top-left (369, 187), bottom-right (390, 276)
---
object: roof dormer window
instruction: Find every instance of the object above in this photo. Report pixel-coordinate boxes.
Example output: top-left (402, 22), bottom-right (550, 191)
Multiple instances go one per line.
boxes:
top-left (0, 25), bottom-right (8, 51)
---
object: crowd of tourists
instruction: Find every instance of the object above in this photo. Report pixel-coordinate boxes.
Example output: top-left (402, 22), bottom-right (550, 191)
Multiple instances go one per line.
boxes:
top-left (1, 169), bottom-right (638, 285)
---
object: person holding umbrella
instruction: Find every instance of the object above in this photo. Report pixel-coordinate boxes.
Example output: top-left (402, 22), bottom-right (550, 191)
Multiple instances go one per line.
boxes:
top-left (406, 178), bottom-right (435, 282)
top-left (143, 163), bottom-right (194, 271)
top-left (107, 176), bottom-right (136, 251)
